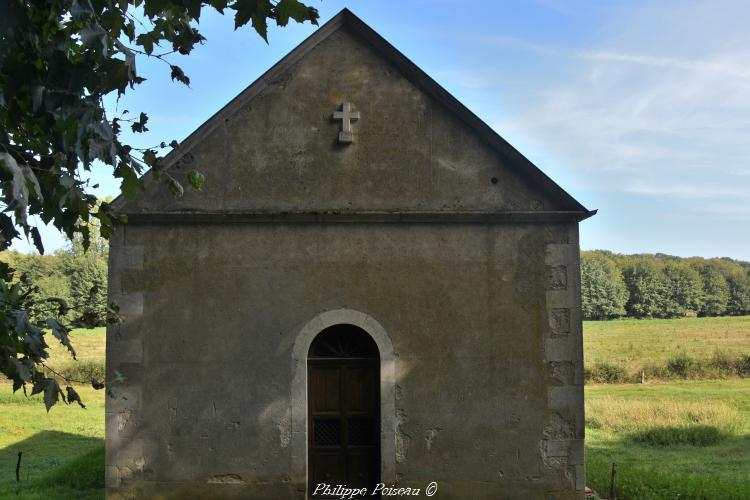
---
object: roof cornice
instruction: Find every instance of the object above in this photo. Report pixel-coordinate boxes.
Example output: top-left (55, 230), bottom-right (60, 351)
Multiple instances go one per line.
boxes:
top-left (120, 210), bottom-right (598, 224)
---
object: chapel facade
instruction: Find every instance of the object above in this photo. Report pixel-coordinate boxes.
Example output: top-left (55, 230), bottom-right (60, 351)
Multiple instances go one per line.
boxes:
top-left (106, 9), bottom-right (594, 499)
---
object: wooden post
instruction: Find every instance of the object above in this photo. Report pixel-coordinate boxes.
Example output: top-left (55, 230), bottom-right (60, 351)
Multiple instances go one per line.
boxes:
top-left (15, 452), bottom-right (22, 482)
top-left (609, 462), bottom-right (617, 500)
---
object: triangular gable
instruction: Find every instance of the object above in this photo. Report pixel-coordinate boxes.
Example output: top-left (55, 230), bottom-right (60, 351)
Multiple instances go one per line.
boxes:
top-left (112, 9), bottom-right (593, 220)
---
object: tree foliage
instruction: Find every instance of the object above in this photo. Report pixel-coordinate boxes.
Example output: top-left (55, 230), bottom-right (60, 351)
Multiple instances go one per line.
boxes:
top-left (581, 251), bottom-right (627, 320)
top-left (65, 201), bottom-right (109, 328)
top-left (622, 260), bottom-right (667, 318)
top-left (0, 0), bottom-right (318, 409)
top-left (726, 270), bottom-right (750, 316)
top-left (662, 263), bottom-right (703, 317)
top-left (695, 264), bottom-right (730, 317)
top-left (581, 251), bottom-right (750, 320)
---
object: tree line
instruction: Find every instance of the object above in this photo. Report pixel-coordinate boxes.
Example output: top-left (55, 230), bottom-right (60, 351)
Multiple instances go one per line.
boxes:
top-left (581, 250), bottom-right (750, 320)
top-left (0, 233), bottom-right (108, 328)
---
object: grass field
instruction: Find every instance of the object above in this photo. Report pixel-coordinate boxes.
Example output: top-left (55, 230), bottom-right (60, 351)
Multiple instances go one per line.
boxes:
top-left (586, 380), bottom-right (750, 499)
top-left (51, 327), bottom-right (106, 365)
top-left (0, 385), bottom-right (104, 499)
top-left (584, 316), bottom-right (750, 374)
top-left (2, 319), bottom-right (750, 498)
top-left (0, 327), bottom-right (106, 499)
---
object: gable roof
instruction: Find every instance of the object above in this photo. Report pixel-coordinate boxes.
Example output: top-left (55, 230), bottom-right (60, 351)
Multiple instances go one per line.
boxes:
top-left (112, 8), bottom-right (594, 219)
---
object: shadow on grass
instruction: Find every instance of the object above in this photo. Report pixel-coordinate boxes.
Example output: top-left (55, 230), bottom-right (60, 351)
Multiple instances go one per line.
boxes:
top-left (0, 431), bottom-right (104, 499)
top-left (586, 434), bottom-right (750, 500)
top-left (629, 424), bottom-right (727, 447)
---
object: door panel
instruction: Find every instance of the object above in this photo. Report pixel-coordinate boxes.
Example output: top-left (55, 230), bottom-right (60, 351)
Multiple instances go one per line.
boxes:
top-left (345, 367), bottom-right (376, 414)
top-left (346, 418), bottom-right (378, 446)
top-left (310, 451), bottom-right (347, 489)
top-left (310, 367), bottom-right (341, 414)
top-left (309, 359), bottom-right (379, 498)
top-left (346, 449), bottom-right (378, 489)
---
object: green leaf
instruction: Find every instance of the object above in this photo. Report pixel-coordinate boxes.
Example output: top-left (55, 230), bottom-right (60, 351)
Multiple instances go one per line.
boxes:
top-left (46, 318), bottom-right (77, 360)
top-left (15, 310), bottom-right (31, 336)
top-left (22, 326), bottom-right (46, 357)
top-left (275, 0), bottom-right (311, 26)
top-left (97, 210), bottom-right (114, 239)
top-left (81, 226), bottom-right (91, 252)
top-left (66, 386), bottom-right (86, 409)
top-left (107, 387), bottom-right (123, 399)
top-left (119, 170), bottom-right (143, 201)
top-left (43, 378), bottom-right (61, 412)
top-left (124, 20), bottom-right (136, 41)
top-left (113, 370), bottom-right (126, 384)
top-left (143, 0), bottom-right (169, 17)
top-left (136, 33), bottom-right (155, 55)
top-left (170, 65), bottom-right (190, 86)
top-left (116, 158), bottom-right (146, 196)
top-left (184, 0), bottom-right (202, 20)
top-left (23, 164), bottom-right (42, 199)
top-left (46, 297), bottom-right (70, 316)
top-left (30, 227), bottom-right (44, 255)
top-left (0, 152), bottom-right (30, 225)
top-left (187, 170), bottom-right (205, 190)
top-left (0, 214), bottom-right (20, 249)
top-left (209, 0), bottom-right (228, 13)
top-left (107, 302), bottom-right (123, 324)
top-left (131, 111), bottom-right (149, 133)
top-left (11, 358), bottom-right (32, 382)
top-left (30, 379), bottom-right (47, 397)
top-left (165, 174), bottom-right (184, 198)
top-left (142, 148), bottom-right (158, 167)
top-left (88, 119), bottom-right (117, 163)
top-left (233, 0), bottom-right (272, 40)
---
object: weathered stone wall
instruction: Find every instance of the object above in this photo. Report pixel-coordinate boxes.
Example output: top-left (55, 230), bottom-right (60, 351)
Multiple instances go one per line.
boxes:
top-left (106, 221), bottom-right (584, 499)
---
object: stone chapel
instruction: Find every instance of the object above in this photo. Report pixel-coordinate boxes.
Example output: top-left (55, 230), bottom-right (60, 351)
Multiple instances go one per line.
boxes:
top-left (106, 8), bottom-right (595, 499)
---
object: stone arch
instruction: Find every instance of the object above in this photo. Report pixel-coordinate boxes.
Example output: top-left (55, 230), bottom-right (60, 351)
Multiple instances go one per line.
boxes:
top-left (291, 309), bottom-right (396, 494)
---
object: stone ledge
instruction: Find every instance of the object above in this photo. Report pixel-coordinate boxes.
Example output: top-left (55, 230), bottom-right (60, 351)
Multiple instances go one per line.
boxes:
top-left (121, 210), bottom-right (597, 224)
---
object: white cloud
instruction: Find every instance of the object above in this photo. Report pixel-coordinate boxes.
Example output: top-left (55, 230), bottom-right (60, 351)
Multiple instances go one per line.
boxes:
top-left (622, 183), bottom-right (748, 200)
top-left (577, 50), bottom-right (750, 78)
top-left (489, 0), bottom-right (750, 207)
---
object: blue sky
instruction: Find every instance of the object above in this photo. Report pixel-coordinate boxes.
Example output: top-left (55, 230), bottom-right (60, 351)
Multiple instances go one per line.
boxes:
top-left (16, 0), bottom-right (750, 260)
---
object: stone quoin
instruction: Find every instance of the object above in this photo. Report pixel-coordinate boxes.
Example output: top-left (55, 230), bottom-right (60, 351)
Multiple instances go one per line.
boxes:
top-left (106, 8), bottom-right (595, 499)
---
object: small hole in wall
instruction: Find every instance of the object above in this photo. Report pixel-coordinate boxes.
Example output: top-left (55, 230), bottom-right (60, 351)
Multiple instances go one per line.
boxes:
top-left (491, 177), bottom-right (498, 185)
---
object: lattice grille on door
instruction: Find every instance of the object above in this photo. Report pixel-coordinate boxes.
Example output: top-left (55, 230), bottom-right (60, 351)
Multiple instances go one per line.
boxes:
top-left (314, 419), bottom-right (341, 446)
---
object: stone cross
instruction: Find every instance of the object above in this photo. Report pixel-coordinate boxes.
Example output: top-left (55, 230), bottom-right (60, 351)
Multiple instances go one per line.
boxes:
top-left (332, 102), bottom-right (360, 143)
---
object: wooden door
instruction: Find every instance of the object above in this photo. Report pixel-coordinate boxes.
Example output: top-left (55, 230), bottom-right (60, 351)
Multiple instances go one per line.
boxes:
top-left (308, 326), bottom-right (380, 498)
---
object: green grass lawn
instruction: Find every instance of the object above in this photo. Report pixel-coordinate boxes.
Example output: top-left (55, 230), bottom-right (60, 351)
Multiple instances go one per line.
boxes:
top-left (46, 326), bottom-right (106, 381)
top-left (586, 379), bottom-right (750, 499)
top-left (584, 316), bottom-right (750, 374)
top-left (50, 326), bottom-right (106, 365)
top-left (0, 384), bottom-right (104, 499)
top-left (0, 327), bottom-right (107, 499)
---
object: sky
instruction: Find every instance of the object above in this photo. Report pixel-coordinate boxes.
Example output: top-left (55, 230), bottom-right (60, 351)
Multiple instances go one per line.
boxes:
top-left (15, 0), bottom-right (750, 260)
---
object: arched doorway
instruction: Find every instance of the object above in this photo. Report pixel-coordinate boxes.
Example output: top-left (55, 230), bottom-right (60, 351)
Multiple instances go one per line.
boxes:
top-left (308, 324), bottom-right (380, 498)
